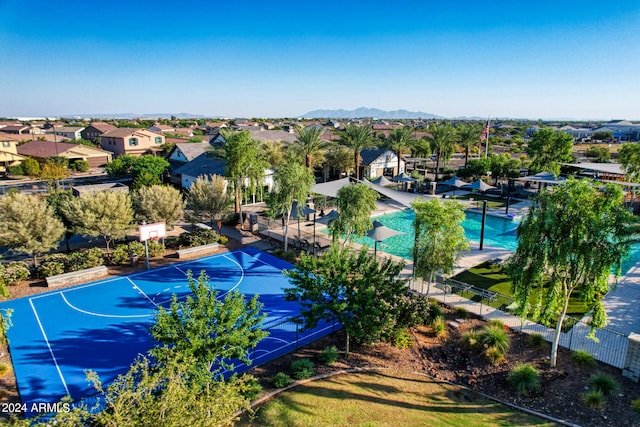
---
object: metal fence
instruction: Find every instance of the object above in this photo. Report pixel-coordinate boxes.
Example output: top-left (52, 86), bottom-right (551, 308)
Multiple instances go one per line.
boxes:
top-left (409, 278), bottom-right (629, 369)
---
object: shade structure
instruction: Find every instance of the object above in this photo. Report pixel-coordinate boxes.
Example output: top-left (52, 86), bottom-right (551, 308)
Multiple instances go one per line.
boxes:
top-left (290, 200), bottom-right (316, 220)
top-left (440, 176), bottom-right (469, 188)
top-left (462, 179), bottom-right (496, 192)
top-left (315, 209), bottom-right (339, 225)
top-left (370, 175), bottom-right (395, 187)
top-left (391, 172), bottom-right (417, 182)
top-left (367, 220), bottom-right (404, 256)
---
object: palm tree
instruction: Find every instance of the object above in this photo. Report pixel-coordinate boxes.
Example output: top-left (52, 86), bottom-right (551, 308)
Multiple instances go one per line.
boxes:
top-left (456, 123), bottom-right (482, 167)
top-left (261, 140), bottom-right (287, 167)
top-left (386, 127), bottom-right (416, 176)
top-left (427, 122), bottom-right (457, 182)
top-left (293, 126), bottom-right (329, 169)
top-left (338, 124), bottom-right (376, 180)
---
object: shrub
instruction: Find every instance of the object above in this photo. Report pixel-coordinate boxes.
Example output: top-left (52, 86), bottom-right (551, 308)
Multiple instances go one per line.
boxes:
top-left (110, 242), bottom-right (145, 265)
top-left (486, 319), bottom-right (506, 329)
top-left (8, 164), bottom-right (24, 175)
top-left (39, 254), bottom-right (68, 277)
top-left (454, 306), bottom-right (469, 319)
top-left (146, 241), bottom-right (165, 258)
top-left (22, 157), bottom-right (40, 177)
top-left (239, 375), bottom-right (262, 400)
top-left (460, 330), bottom-right (479, 349)
top-left (631, 398), bottom-right (640, 413)
top-left (430, 316), bottom-right (447, 339)
top-left (0, 261), bottom-right (30, 285)
top-left (429, 300), bottom-right (443, 320)
top-left (396, 291), bottom-right (432, 328)
top-left (318, 346), bottom-right (339, 365)
top-left (587, 373), bottom-right (619, 396)
top-left (485, 347), bottom-right (506, 365)
top-left (582, 390), bottom-right (604, 409)
top-left (218, 235), bottom-right (229, 245)
top-left (478, 325), bottom-right (510, 355)
top-left (391, 329), bottom-right (414, 349)
top-left (571, 350), bottom-right (596, 368)
top-left (73, 159), bottom-right (90, 172)
top-left (271, 372), bottom-right (291, 388)
top-left (507, 364), bottom-right (540, 394)
top-left (527, 333), bottom-right (547, 350)
top-left (0, 363), bottom-right (11, 377)
top-left (67, 248), bottom-right (105, 271)
top-left (290, 359), bottom-right (314, 380)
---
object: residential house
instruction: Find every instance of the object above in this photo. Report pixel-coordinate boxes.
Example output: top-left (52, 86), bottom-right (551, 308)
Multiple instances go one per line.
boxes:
top-left (53, 126), bottom-right (85, 140)
top-left (1, 125), bottom-right (40, 135)
top-left (148, 123), bottom-right (176, 133)
top-left (100, 128), bottom-right (165, 156)
top-left (167, 141), bottom-right (215, 184)
top-left (0, 133), bottom-right (27, 173)
top-left (360, 148), bottom-right (405, 179)
top-left (80, 122), bottom-right (118, 142)
top-left (17, 140), bottom-right (112, 168)
top-left (174, 153), bottom-right (227, 189)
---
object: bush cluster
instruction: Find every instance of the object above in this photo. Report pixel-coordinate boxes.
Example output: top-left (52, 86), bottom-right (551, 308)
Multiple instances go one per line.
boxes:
top-left (0, 261), bottom-right (30, 286)
top-left (290, 359), bottom-right (314, 380)
top-left (318, 345), bottom-right (339, 365)
top-left (507, 363), bottom-right (540, 395)
top-left (391, 328), bottom-right (414, 349)
top-left (39, 248), bottom-right (105, 277)
top-left (459, 322), bottom-right (511, 365)
top-left (166, 229), bottom-right (221, 249)
top-left (271, 372), bottom-right (291, 388)
top-left (110, 241), bottom-right (165, 265)
top-left (396, 291), bottom-right (434, 328)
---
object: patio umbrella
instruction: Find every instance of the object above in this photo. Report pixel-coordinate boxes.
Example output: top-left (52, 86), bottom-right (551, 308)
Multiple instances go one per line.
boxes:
top-left (439, 176), bottom-right (469, 196)
top-left (391, 172), bottom-right (417, 183)
top-left (370, 175), bottom-right (394, 187)
top-left (291, 201), bottom-right (317, 243)
top-left (462, 179), bottom-right (496, 193)
top-left (315, 209), bottom-right (339, 225)
top-left (367, 220), bottom-right (404, 256)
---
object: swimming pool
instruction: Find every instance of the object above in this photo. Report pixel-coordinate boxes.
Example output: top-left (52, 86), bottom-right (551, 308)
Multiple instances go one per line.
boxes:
top-left (350, 209), bottom-right (638, 274)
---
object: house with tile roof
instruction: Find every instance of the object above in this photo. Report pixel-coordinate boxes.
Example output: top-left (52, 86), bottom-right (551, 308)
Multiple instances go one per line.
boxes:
top-left (359, 148), bottom-right (405, 179)
top-left (0, 133), bottom-right (27, 174)
top-left (53, 126), bottom-right (85, 140)
top-left (17, 140), bottom-right (112, 168)
top-left (100, 128), bottom-right (165, 156)
top-left (80, 122), bottom-right (118, 142)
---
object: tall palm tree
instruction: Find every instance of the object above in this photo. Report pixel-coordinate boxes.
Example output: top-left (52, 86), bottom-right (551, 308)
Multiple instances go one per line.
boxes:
top-left (386, 127), bottom-right (416, 176)
top-left (261, 140), bottom-right (287, 167)
top-left (427, 122), bottom-right (457, 182)
top-left (338, 124), bottom-right (375, 180)
top-left (293, 126), bottom-right (329, 169)
top-left (456, 123), bottom-right (482, 167)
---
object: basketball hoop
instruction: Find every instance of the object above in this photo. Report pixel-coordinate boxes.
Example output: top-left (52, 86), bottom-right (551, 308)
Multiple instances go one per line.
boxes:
top-left (139, 223), bottom-right (166, 242)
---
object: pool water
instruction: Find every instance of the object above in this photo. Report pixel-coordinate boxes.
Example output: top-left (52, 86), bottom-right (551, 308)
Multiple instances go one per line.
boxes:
top-left (350, 209), bottom-right (638, 274)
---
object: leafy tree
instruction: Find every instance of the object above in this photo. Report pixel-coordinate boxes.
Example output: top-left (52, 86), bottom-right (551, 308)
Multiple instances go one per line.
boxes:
top-left (328, 183), bottom-right (378, 246)
top-left (427, 122), bottom-right (458, 181)
top-left (64, 191), bottom-right (134, 253)
top-left (338, 124), bottom-right (376, 180)
top-left (285, 246), bottom-right (408, 356)
top-left (508, 178), bottom-right (635, 367)
top-left (260, 140), bottom-right (287, 167)
top-left (72, 137), bottom-right (98, 147)
top-left (458, 157), bottom-right (490, 181)
top-left (105, 155), bottom-right (138, 177)
top-left (525, 127), bottom-right (574, 175)
top-left (0, 193), bottom-right (65, 267)
top-left (456, 123), bottom-right (482, 167)
top-left (72, 159), bottom-right (90, 172)
top-left (323, 145), bottom-right (354, 178)
top-left (39, 160), bottom-right (70, 186)
top-left (489, 154), bottom-right (521, 184)
top-left (21, 157), bottom-right (40, 177)
top-left (129, 156), bottom-right (170, 189)
top-left (583, 146), bottom-right (610, 163)
top-left (412, 198), bottom-right (469, 295)
top-left (293, 126), bottom-right (328, 169)
top-left (185, 174), bottom-right (231, 228)
top-left (47, 189), bottom-right (76, 252)
top-left (385, 127), bottom-right (415, 175)
top-left (618, 143), bottom-right (640, 180)
top-left (266, 162), bottom-right (315, 251)
top-left (150, 270), bottom-right (268, 375)
top-left (133, 185), bottom-right (185, 229)
top-left (592, 131), bottom-right (613, 141)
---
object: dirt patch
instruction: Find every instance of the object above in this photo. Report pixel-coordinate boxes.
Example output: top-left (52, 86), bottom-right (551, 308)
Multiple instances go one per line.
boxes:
top-left (250, 306), bottom-right (640, 427)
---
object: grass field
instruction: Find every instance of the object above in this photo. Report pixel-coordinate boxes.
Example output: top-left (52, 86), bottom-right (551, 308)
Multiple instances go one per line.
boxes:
top-left (240, 371), bottom-right (555, 427)
top-left (452, 261), bottom-right (589, 318)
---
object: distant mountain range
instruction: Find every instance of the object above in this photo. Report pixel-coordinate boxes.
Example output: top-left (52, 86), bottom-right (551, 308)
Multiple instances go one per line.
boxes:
top-left (299, 107), bottom-right (443, 120)
top-left (63, 112), bottom-right (212, 120)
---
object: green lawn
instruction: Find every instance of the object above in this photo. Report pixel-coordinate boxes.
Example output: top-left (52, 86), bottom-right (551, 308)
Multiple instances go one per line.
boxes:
top-left (452, 261), bottom-right (589, 318)
top-left (239, 371), bottom-right (556, 427)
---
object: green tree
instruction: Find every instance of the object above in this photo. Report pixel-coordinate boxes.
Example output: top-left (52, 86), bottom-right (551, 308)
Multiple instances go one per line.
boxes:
top-left (267, 162), bottom-right (315, 251)
top-left (0, 193), bottom-right (65, 267)
top-left (489, 154), bottom-right (521, 184)
top-left (592, 131), bottom-right (613, 141)
top-left (385, 127), bottom-right (415, 175)
top-left (293, 126), bottom-right (328, 169)
top-left (458, 157), bottom-right (490, 181)
top-left (338, 124), bottom-right (376, 180)
top-left (525, 127), bottom-right (574, 175)
top-left (133, 185), bottom-right (185, 229)
top-left (21, 157), bottom-right (40, 177)
top-left (39, 160), bottom-right (70, 187)
top-left (457, 123), bottom-right (482, 167)
top-left (47, 189), bottom-right (76, 252)
top-left (427, 122), bottom-right (458, 181)
top-left (285, 246), bottom-right (408, 356)
top-left (412, 198), bottom-right (469, 295)
top-left (323, 145), bottom-right (354, 178)
top-left (150, 270), bottom-right (268, 375)
top-left (260, 140), bottom-right (287, 168)
top-left (105, 155), bottom-right (138, 177)
top-left (508, 178), bottom-right (635, 367)
top-left (185, 174), bottom-right (231, 228)
top-left (328, 183), bottom-right (378, 246)
top-left (618, 143), bottom-right (640, 180)
top-left (583, 145), bottom-right (610, 163)
top-left (64, 191), bottom-right (134, 253)
top-left (129, 155), bottom-right (170, 189)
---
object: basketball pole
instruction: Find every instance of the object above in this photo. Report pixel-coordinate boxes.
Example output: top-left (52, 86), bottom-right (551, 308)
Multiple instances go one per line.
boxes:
top-left (144, 239), bottom-right (150, 270)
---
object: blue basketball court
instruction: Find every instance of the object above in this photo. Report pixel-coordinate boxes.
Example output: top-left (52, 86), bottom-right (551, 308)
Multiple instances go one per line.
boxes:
top-left (0, 248), bottom-right (335, 413)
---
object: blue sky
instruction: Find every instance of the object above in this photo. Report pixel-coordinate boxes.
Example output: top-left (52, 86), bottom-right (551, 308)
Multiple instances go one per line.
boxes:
top-left (1, 1), bottom-right (638, 120)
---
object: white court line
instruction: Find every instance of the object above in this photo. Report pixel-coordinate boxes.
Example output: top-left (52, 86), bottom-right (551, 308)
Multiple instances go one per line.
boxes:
top-left (127, 277), bottom-right (158, 308)
top-left (28, 298), bottom-right (69, 395)
top-left (59, 293), bottom-right (153, 319)
top-left (221, 253), bottom-right (245, 293)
